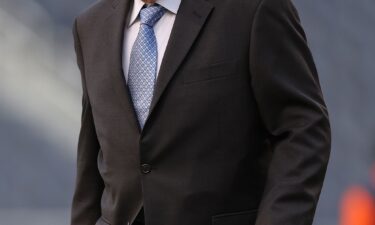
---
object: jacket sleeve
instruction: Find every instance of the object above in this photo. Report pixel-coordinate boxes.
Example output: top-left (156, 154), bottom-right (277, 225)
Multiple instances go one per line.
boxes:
top-left (71, 18), bottom-right (104, 225)
top-left (249, 0), bottom-right (331, 224)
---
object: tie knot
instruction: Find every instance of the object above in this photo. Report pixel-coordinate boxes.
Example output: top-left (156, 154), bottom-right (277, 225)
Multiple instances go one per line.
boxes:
top-left (140, 4), bottom-right (165, 27)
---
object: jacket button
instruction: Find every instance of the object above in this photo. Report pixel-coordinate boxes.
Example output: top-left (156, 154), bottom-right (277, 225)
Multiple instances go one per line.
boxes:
top-left (141, 164), bottom-right (152, 174)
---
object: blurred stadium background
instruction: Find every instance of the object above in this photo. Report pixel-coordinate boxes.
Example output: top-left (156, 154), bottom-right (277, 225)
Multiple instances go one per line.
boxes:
top-left (0, 0), bottom-right (374, 224)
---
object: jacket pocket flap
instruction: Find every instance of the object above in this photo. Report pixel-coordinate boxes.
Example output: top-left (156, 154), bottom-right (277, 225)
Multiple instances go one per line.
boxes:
top-left (212, 209), bottom-right (258, 225)
top-left (183, 59), bottom-right (239, 84)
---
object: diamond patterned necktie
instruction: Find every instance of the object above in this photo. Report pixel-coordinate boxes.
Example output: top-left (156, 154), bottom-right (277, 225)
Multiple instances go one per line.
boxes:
top-left (127, 4), bottom-right (166, 129)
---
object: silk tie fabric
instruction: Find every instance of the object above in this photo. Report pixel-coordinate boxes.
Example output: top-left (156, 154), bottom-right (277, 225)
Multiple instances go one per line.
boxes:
top-left (127, 4), bottom-right (166, 129)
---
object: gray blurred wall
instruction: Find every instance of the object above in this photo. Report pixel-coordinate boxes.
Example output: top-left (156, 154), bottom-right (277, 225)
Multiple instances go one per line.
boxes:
top-left (0, 0), bottom-right (374, 225)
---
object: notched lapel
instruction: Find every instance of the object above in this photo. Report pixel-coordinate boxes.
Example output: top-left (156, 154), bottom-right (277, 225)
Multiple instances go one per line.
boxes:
top-left (144, 0), bottom-right (214, 130)
top-left (101, 0), bottom-right (141, 133)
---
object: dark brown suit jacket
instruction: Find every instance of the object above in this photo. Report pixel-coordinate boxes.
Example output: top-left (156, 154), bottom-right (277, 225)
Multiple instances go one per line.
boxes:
top-left (71, 0), bottom-right (331, 225)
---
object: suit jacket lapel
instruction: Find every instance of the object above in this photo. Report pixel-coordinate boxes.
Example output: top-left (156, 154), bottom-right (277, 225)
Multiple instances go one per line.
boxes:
top-left (99, 0), bottom-right (214, 133)
top-left (145, 0), bottom-right (214, 129)
top-left (103, 0), bottom-right (141, 133)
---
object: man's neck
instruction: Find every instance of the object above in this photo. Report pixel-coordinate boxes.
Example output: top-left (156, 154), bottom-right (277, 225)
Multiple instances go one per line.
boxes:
top-left (142, 0), bottom-right (156, 4)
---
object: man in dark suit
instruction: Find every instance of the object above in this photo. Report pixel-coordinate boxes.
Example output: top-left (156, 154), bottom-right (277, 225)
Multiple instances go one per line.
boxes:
top-left (71, 0), bottom-right (331, 224)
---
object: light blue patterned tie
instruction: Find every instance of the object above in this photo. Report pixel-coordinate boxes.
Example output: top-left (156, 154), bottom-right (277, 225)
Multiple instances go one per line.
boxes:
top-left (127, 4), bottom-right (165, 129)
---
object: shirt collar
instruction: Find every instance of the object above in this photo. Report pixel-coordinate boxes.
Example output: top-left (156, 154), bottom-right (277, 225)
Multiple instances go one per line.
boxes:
top-left (128, 0), bottom-right (181, 27)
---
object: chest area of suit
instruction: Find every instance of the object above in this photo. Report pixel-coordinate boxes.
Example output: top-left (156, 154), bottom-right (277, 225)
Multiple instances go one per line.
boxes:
top-left (82, 6), bottom-right (253, 121)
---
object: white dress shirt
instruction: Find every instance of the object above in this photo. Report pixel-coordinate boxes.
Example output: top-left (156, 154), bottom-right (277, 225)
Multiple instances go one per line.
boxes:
top-left (123, 0), bottom-right (181, 82)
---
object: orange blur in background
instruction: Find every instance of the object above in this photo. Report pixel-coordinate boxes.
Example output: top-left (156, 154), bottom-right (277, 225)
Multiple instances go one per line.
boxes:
top-left (340, 166), bottom-right (375, 225)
